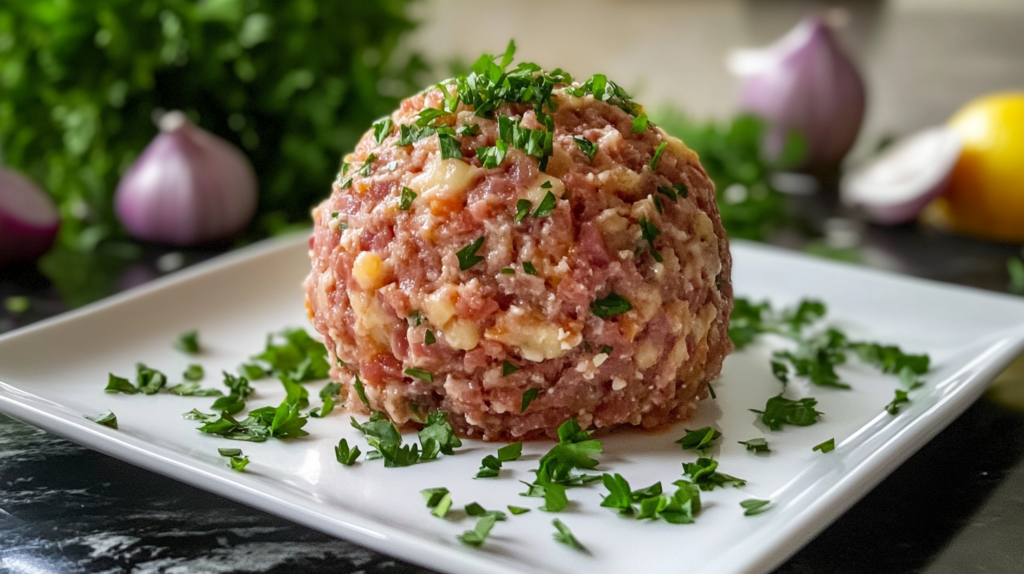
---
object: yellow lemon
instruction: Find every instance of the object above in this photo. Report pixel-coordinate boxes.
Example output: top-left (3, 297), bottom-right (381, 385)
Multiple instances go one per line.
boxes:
top-left (923, 92), bottom-right (1024, 242)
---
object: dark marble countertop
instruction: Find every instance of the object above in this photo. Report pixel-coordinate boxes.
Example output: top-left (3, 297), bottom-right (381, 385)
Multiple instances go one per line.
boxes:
top-left (2, 211), bottom-right (1024, 573)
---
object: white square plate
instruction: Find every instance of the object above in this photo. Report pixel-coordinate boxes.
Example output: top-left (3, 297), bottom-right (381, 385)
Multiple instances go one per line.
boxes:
top-left (1, 235), bottom-right (1022, 574)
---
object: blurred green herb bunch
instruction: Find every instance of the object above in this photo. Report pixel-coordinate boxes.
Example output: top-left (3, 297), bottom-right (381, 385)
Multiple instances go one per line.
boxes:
top-left (0, 0), bottom-right (426, 250)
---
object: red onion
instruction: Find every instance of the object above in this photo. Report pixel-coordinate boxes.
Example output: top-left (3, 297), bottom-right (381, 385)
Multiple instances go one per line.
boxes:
top-left (115, 111), bottom-right (257, 246)
top-left (730, 15), bottom-right (866, 170)
top-left (841, 127), bottom-right (962, 225)
top-left (0, 168), bottom-right (59, 269)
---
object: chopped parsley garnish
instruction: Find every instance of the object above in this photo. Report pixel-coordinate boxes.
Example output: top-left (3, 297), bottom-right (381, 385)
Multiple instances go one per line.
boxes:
top-left (886, 389), bottom-right (911, 415)
top-left (652, 194), bottom-right (663, 214)
top-left (495, 113), bottom-right (554, 171)
top-left (357, 153), bottom-right (377, 177)
top-left (522, 261), bottom-right (538, 276)
top-left (419, 411), bottom-right (463, 457)
top-left (229, 456), bottom-right (250, 472)
top-left (457, 124), bottom-right (481, 136)
top-left (674, 427), bottom-right (721, 453)
top-left (338, 176), bottom-right (353, 189)
top-left (311, 381), bottom-right (342, 418)
top-left (183, 364), bottom-right (204, 382)
top-left (249, 327), bottom-right (329, 382)
top-left (372, 117), bottom-right (393, 144)
top-left (174, 330), bottom-right (200, 354)
top-left (339, 161), bottom-right (351, 177)
top-left (750, 394), bottom-right (823, 431)
top-left (218, 448), bottom-right (242, 457)
top-left (136, 363), bottom-right (167, 395)
top-left (574, 137), bottom-right (598, 162)
top-left (408, 310), bottom-right (424, 326)
top-left (638, 217), bottom-right (663, 262)
top-left (631, 114), bottom-right (649, 133)
top-left (465, 503), bottom-right (508, 520)
top-left (532, 191), bottom-right (557, 218)
top-left (169, 382), bottom-right (223, 397)
top-left (533, 419), bottom-right (603, 487)
top-left (105, 373), bottom-right (137, 395)
top-left (591, 292), bottom-right (632, 318)
top-left (552, 519), bottom-right (586, 552)
top-left (739, 438), bottom-right (770, 453)
top-left (475, 442), bottom-right (523, 478)
top-left (196, 400), bottom-right (309, 442)
top-left (404, 367), bottom-right (433, 382)
top-left (458, 514), bottom-right (498, 547)
top-left (813, 438), bottom-right (836, 453)
top-left (399, 187), bottom-right (417, 210)
top-left (601, 473), bottom-right (702, 524)
top-left (335, 438), bottom-right (361, 465)
top-left (476, 140), bottom-right (508, 169)
top-left (502, 361), bottom-right (520, 377)
top-left (540, 180), bottom-right (552, 189)
top-left (657, 185), bottom-right (679, 202)
top-left (182, 409), bottom-right (215, 421)
top-left (500, 267), bottom-right (515, 275)
top-left (330, 211), bottom-right (339, 218)
top-left (351, 410), bottom-right (460, 468)
top-left (353, 374), bottom-right (370, 406)
top-left (707, 383), bottom-right (717, 399)
top-left (849, 341), bottom-right (930, 375)
top-left (456, 236), bottom-right (486, 271)
top-left (514, 199), bottom-right (532, 223)
top-left (396, 124), bottom-right (433, 146)
top-left (421, 487), bottom-right (453, 518)
top-left (508, 505), bottom-right (531, 515)
top-left (565, 73), bottom-right (639, 115)
top-left (424, 330), bottom-right (436, 345)
top-left (649, 141), bottom-right (667, 171)
top-left (682, 457), bottom-right (747, 491)
top-left (520, 387), bottom-right (538, 411)
top-left (437, 131), bottom-right (463, 159)
top-left (741, 499), bottom-right (772, 516)
top-left (86, 411), bottom-right (118, 429)
top-left (600, 345), bottom-right (613, 354)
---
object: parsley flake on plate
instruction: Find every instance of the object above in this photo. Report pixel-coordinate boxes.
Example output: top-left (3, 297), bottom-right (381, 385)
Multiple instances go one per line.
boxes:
top-left (229, 456), bottom-right (250, 472)
top-left (813, 438), bottom-right (836, 453)
top-left (740, 498), bottom-right (772, 516)
top-left (552, 519), bottom-right (586, 552)
top-left (353, 374), bottom-right (370, 407)
top-left (738, 438), bottom-right (770, 453)
top-left (86, 411), bottom-right (118, 429)
top-left (335, 438), bottom-right (361, 465)
top-left (182, 364), bottom-right (204, 382)
top-left (421, 487), bottom-right (453, 518)
top-left (674, 427), bottom-right (722, 453)
top-left (458, 514), bottom-right (498, 547)
top-left (750, 394), bottom-right (823, 431)
top-left (682, 457), bottom-right (746, 491)
top-left (886, 389), bottom-right (911, 415)
top-left (135, 363), bottom-right (167, 395)
top-left (174, 330), bottom-right (200, 354)
top-left (508, 505), bottom-right (531, 515)
top-left (475, 442), bottom-right (523, 478)
top-left (104, 373), bottom-right (137, 395)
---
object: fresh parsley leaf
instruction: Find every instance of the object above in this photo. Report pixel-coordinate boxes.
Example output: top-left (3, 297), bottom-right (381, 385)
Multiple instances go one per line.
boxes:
top-left (502, 360), bottom-right (520, 377)
top-left (657, 185), bottom-right (679, 202)
top-left (465, 503), bottom-right (507, 520)
top-left (739, 438), bottom-right (770, 453)
top-left (507, 505), bottom-right (530, 515)
top-left (456, 236), bottom-right (486, 271)
top-left (652, 194), bottom-right (663, 214)
top-left (229, 456), bottom-right (250, 472)
top-left (514, 199), bottom-right (531, 223)
top-left (222, 371), bottom-right (254, 399)
top-left (437, 132), bottom-right (462, 159)
top-left (750, 394), bottom-right (823, 430)
top-left (372, 117), bottom-right (393, 144)
top-left (476, 455), bottom-right (502, 478)
top-left (396, 124), bottom-right (434, 146)
top-left (408, 310), bottom-right (424, 326)
top-left (399, 187), bottom-right (417, 211)
top-left (250, 328), bottom-right (329, 382)
top-left (522, 261), bottom-right (538, 275)
top-left (649, 141), bottom-right (667, 171)
top-left (458, 514), bottom-right (498, 547)
top-left (218, 448), bottom-right (243, 457)
top-left (520, 387), bottom-right (538, 412)
top-left (885, 389), bottom-right (910, 415)
top-left (357, 153), bottom-right (377, 177)
top-left (498, 442), bottom-right (523, 462)
top-left (740, 498), bottom-right (772, 516)
top-left (476, 139), bottom-right (508, 169)
top-left (105, 373), bottom-right (137, 394)
top-left (353, 374), bottom-right (370, 407)
top-left (135, 363), bottom-right (167, 395)
top-left (238, 363), bottom-right (267, 380)
top-left (183, 364), bottom-right (204, 382)
top-left (707, 382), bottom-right (717, 399)
top-left (898, 366), bottom-right (924, 390)
top-left (574, 137), bottom-right (597, 162)
top-left (424, 330), bottom-right (436, 345)
top-left (600, 473), bottom-right (634, 514)
top-left (335, 438), bottom-right (361, 465)
top-left (500, 267), bottom-right (515, 275)
top-left (86, 411), bottom-right (118, 429)
top-left (850, 341), bottom-right (930, 375)
top-left (813, 438), bottom-right (836, 453)
top-left (169, 382), bottom-right (223, 397)
top-left (591, 292), bottom-right (632, 318)
top-left (419, 411), bottom-right (463, 457)
top-left (682, 457), bottom-right (747, 491)
top-left (638, 217), bottom-right (663, 262)
top-left (457, 124), bottom-right (481, 137)
top-left (182, 409), bottom-right (215, 421)
top-left (404, 368), bottom-right (433, 382)
top-left (539, 482), bottom-right (569, 512)
top-left (174, 330), bottom-right (200, 354)
top-left (631, 114), bottom-right (649, 133)
top-left (423, 488), bottom-right (453, 518)
top-left (534, 419), bottom-right (603, 486)
top-left (532, 191), bottom-right (557, 218)
top-left (552, 519), bottom-right (585, 551)
top-left (674, 427), bottom-right (722, 453)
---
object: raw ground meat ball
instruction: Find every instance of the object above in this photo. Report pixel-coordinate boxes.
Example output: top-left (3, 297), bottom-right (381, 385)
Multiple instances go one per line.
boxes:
top-left (305, 53), bottom-right (733, 441)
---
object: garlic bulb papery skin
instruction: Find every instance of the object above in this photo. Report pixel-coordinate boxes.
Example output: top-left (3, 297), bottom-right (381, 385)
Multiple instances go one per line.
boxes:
top-left (115, 111), bottom-right (258, 246)
top-left (730, 15), bottom-right (866, 170)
